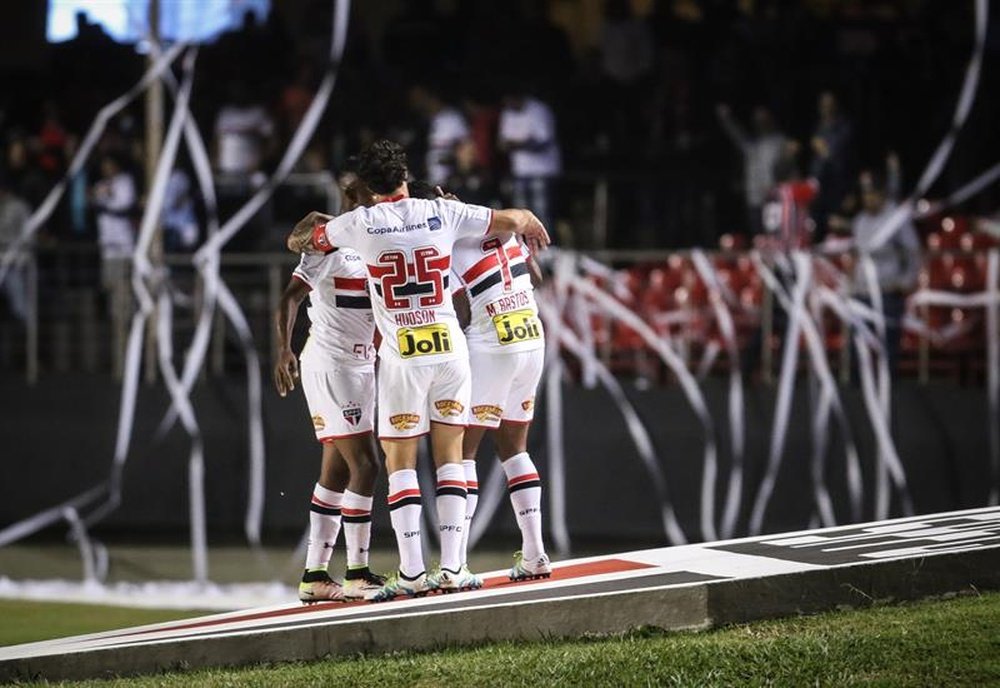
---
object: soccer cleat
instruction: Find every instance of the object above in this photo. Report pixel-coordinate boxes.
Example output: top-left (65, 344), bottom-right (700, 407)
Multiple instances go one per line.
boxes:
top-left (298, 578), bottom-right (345, 604)
top-left (369, 571), bottom-right (430, 602)
top-left (343, 568), bottom-right (388, 600)
top-left (509, 551), bottom-right (552, 581)
top-left (428, 565), bottom-right (483, 593)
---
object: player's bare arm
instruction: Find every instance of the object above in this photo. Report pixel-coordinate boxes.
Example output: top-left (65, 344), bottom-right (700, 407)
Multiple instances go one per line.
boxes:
top-left (273, 277), bottom-right (311, 397)
top-left (453, 287), bottom-right (471, 329)
top-left (526, 254), bottom-right (544, 288)
top-left (287, 210), bottom-right (334, 254)
top-left (487, 208), bottom-right (551, 254)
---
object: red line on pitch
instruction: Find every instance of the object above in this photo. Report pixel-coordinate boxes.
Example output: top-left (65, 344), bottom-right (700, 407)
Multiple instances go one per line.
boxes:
top-left (113, 558), bottom-right (653, 639)
top-left (480, 558), bottom-right (653, 589)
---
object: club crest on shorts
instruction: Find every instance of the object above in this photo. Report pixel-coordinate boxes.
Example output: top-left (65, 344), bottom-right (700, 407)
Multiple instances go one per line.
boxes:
top-left (311, 415), bottom-right (326, 430)
top-left (389, 413), bottom-right (420, 431)
top-left (434, 399), bottom-right (464, 417)
top-left (342, 402), bottom-right (362, 426)
top-left (472, 405), bottom-right (503, 422)
top-left (521, 397), bottom-right (535, 412)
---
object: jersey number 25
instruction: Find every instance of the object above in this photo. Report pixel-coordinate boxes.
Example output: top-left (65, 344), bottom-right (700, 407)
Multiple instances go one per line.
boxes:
top-left (376, 247), bottom-right (449, 310)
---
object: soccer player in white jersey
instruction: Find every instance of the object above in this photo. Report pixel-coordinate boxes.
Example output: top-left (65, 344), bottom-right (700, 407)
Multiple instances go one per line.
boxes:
top-left (451, 220), bottom-right (551, 581)
top-left (274, 175), bottom-right (385, 602)
top-left (287, 140), bottom-right (550, 600)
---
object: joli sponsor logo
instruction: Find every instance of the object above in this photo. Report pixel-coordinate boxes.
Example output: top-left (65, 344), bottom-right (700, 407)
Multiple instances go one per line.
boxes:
top-left (398, 323), bottom-right (452, 358)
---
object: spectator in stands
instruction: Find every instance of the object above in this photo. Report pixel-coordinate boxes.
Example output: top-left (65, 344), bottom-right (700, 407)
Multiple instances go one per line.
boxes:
top-left (498, 90), bottom-right (561, 235)
top-left (716, 103), bottom-right (789, 236)
top-left (851, 169), bottom-right (921, 373)
top-left (91, 153), bottom-right (135, 308)
top-left (0, 175), bottom-right (31, 323)
top-left (409, 84), bottom-right (470, 186)
top-left (809, 91), bottom-right (855, 240)
top-left (759, 156), bottom-right (817, 254)
top-left (213, 82), bottom-right (275, 182)
top-left (37, 100), bottom-right (69, 178)
top-left (444, 139), bottom-right (501, 208)
top-left (5, 133), bottom-right (46, 208)
top-left (161, 168), bottom-right (198, 253)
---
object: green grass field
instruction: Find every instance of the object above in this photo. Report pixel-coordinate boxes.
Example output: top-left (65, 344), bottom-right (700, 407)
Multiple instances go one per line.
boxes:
top-left (5, 591), bottom-right (1000, 687)
top-left (0, 601), bottom-right (205, 648)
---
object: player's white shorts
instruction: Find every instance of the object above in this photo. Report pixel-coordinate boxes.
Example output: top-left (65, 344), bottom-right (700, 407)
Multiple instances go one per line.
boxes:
top-left (468, 347), bottom-right (544, 429)
top-left (378, 357), bottom-right (471, 440)
top-left (299, 363), bottom-right (375, 442)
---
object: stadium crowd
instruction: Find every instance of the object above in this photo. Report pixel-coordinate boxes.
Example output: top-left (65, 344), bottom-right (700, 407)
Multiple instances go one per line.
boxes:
top-left (0, 0), bottom-right (998, 377)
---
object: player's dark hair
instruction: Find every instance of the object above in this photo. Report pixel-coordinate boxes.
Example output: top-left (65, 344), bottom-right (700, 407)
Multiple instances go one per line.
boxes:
top-left (357, 139), bottom-right (408, 195)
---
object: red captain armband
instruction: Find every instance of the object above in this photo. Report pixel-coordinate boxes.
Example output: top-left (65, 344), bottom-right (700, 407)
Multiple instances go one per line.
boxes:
top-left (311, 222), bottom-right (333, 252)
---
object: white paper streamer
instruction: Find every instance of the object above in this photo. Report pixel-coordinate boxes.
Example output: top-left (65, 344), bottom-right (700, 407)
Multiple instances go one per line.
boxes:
top-left (691, 250), bottom-right (746, 538)
top-left (866, 0), bottom-right (989, 251)
top-left (751, 253), bottom-right (865, 529)
top-left (536, 295), bottom-right (688, 545)
top-left (986, 250), bottom-right (999, 505)
top-left (0, 44), bottom-right (187, 286)
top-left (748, 252), bottom-right (810, 535)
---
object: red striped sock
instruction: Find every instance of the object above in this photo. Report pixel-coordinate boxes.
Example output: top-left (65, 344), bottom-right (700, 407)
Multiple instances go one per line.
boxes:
top-left (387, 469), bottom-right (424, 578)
top-left (460, 460), bottom-right (478, 565)
top-left (435, 463), bottom-right (467, 572)
top-left (502, 452), bottom-right (545, 561)
top-left (342, 490), bottom-right (373, 570)
top-left (306, 483), bottom-right (342, 570)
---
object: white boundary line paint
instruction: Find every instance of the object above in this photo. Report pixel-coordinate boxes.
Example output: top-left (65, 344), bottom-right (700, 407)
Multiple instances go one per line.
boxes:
top-left (3, 506), bottom-right (997, 662)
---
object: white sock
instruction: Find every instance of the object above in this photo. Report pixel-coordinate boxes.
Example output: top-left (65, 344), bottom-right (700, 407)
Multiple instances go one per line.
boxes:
top-left (459, 460), bottom-right (478, 566)
top-left (387, 469), bottom-right (424, 578)
top-left (435, 463), bottom-right (467, 572)
top-left (341, 490), bottom-right (373, 570)
top-left (502, 452), bottom-right (545, 561)
top-left (305, 483), bottom-right (342, 571)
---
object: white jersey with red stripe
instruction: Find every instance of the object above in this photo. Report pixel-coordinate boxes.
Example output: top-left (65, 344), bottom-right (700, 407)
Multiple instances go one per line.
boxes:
top-left (318, 196), bottom-right (493, 365)
top-left (452, 233), bottom-right (544, 354)
top-left (293, 250), bottom-right (376, 370)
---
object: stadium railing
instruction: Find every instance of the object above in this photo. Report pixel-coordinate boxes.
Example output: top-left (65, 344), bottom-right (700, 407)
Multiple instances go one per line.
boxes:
top-left (3, 234), bottom-right (997, 388)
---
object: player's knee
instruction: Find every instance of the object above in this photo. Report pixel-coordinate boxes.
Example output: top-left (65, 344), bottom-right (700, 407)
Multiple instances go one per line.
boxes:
top-left (356, 450), bottom-right (380, 484)
top-left (496, 425), bottom-right (528, 460)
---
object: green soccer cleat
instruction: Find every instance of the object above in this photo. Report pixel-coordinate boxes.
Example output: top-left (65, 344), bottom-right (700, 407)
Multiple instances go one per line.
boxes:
top-left (509, 551), bottom-right (552, 581)
top-left (428, 564), bottom-right (483, 593)
top-left (369, 570), bottom-right (431, 602)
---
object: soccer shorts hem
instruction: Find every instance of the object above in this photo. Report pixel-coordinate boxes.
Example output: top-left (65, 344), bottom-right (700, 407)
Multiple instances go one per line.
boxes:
top-left (468, 347), bottom-right (544, 429)
top-left (300, 363), bottom-right (375, 441)
top-left (377, 357), bottom-right (471, 439)
top-left (319, 430), bottom-right (373, 443)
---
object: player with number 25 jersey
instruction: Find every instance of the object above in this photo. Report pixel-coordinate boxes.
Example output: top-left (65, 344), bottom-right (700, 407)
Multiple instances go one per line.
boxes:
top-left (288, 140), bottom-right (550, 601)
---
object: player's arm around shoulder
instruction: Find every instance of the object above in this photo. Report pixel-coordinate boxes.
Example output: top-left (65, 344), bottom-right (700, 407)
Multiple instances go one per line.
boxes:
top-left (287, 207), bottom-right (368, 255)
top-left (487, 208), bottom-right (551, 255)
top-left (287, 210), bottom-right (334, 253)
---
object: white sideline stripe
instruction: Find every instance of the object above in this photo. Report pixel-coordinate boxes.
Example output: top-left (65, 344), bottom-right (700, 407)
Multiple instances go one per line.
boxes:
top-left (3, 506), bottom-right (999, 663)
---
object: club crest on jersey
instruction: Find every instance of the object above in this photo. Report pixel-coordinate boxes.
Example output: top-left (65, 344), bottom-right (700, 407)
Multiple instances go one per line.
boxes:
top-left (428, 216), bottom-right (441, 231)
top-left (389, 413), bottom-right (420, 431)
top-left (397, 323), bottom-right (452, 358)
top-left (521, 398), bottom-right (535, 412)
top-left (311, 415), bottom-right (326, 430)
top-left (434, 399), bottom-right (464, 417)
top-left (342, 402), bottom-right (362, 426)
top-left (472, 405), bottom-right (503, 422)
